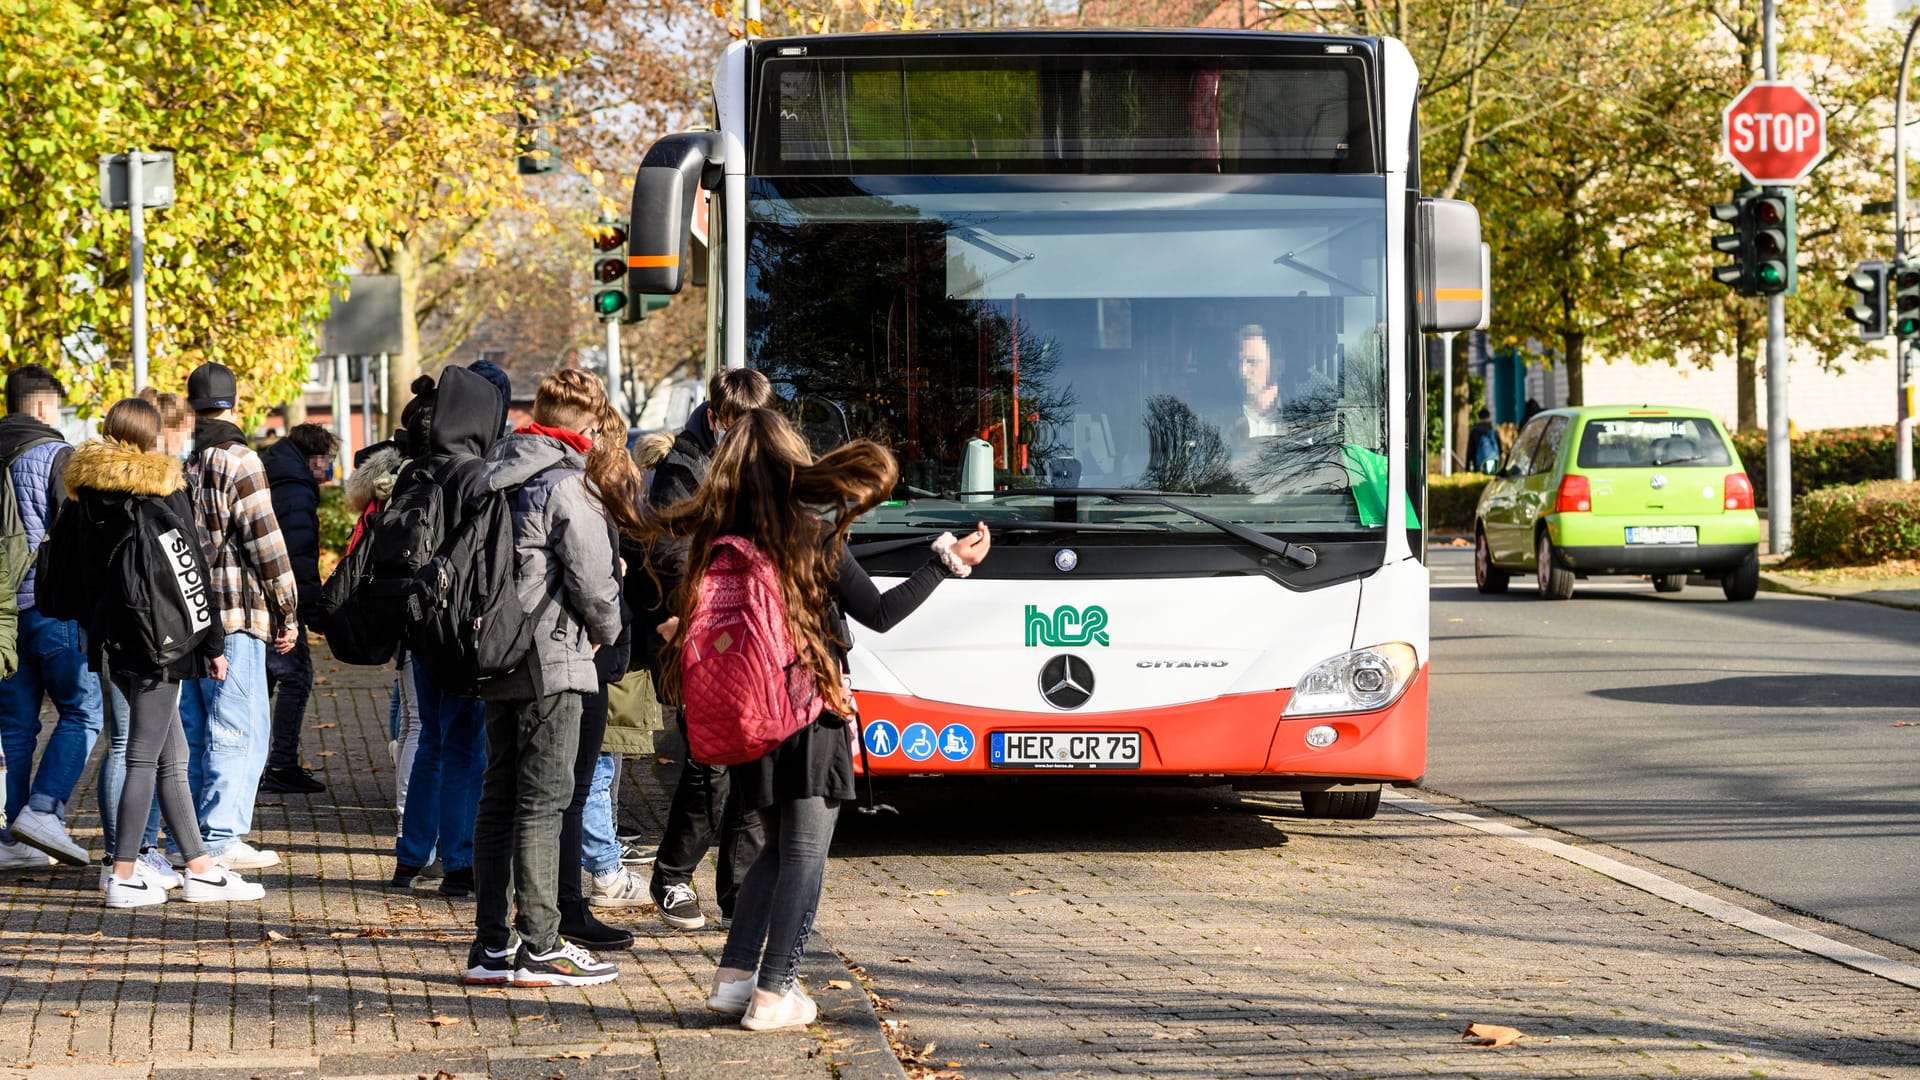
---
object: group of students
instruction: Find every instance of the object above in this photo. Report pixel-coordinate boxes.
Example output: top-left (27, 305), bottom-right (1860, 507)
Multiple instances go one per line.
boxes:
top-left (0, 361), bottom-right (336, 906)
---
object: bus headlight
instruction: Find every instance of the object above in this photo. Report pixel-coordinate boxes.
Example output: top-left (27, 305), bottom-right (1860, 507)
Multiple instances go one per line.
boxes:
top-left (1282, 643), bottom-right (1419, 717)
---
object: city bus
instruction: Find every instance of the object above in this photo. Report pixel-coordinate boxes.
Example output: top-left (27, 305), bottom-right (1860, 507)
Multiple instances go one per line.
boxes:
top-left (626, 30), bottom-right (1485, 818)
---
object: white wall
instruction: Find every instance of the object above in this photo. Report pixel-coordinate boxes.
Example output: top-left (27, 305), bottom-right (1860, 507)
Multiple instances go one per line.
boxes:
top-left (1580, 347), bottom-right (1900, 432)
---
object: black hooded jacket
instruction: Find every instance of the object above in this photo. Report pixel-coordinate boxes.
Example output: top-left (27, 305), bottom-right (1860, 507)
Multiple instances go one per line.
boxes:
top-left (648, 402), bottom-right (717, 511)
top-left (630, 403), bottom-right (719, 680)
top-left (389, 364), bottom-right (504, 535)
top-left (260, 437), bottom-right (322, 624)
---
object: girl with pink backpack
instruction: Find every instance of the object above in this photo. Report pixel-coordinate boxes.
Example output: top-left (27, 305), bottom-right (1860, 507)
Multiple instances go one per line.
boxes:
top-left (649, 407), bottom-right (989, 1031)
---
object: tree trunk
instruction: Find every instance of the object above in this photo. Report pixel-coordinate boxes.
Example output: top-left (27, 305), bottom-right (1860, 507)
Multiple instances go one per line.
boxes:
top-left (282, 395), bottom-right (307, 428)
top-left (388, 241), bottom-right (423, 440)
top-left (1563, 331), bottom-right (1584, 407)
top-left (1735, 317), bottom-right (1758, 431)
top-left (1451, 334), bottom-right (1472, 470)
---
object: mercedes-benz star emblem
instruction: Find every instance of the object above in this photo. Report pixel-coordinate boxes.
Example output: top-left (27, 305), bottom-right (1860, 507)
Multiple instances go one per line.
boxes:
top-left (1650, 473), bottom-right (1668, 490)
top-left (1039, 655), bottom-right (1094, 710)
top-left (1054, 548), bottom-right (1079, 573)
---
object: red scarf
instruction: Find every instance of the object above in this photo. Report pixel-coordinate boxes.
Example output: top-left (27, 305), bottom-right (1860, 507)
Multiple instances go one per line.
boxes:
top-left (517, 422), bottom-right (594, 453)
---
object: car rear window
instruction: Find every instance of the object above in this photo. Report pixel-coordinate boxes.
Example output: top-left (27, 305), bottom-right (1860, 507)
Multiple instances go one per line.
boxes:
top-left (1576, 417), bottom-right (1732, 469)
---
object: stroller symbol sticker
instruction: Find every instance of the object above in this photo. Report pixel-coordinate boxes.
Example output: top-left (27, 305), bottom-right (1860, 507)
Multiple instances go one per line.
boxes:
top-left (900, 723), bottom-right (937, 762)
top-left (937, 725), bottom-right (975, 761)
top-left (863, 720), bottom-right (900, 757)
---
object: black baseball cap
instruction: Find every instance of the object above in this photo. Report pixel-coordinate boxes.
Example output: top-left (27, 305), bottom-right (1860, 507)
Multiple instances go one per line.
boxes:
top-left (186, 362), bottom-right (237, 411)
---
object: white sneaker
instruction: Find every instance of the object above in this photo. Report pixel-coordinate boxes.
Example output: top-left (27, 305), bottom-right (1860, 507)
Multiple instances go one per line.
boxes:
top-left (99, 855), bottom-right (176, 891)
top-left (707, 970), bottom-right (758, 1015)
top-left (181, 867), bottom-right (265, 903)
top-left (587, 867), bottom-right (653, 908)
top-left (0, 839), bottom-right (55, 870)
top-left (212, 841), bottom-right (279, 870)
top-left (140, 849), bottom-right (183, 889)
top-left (740, 984), bottom-right (818, 1031)
top-left (104, 871), bottom-right (169, 908)
top-left (9, 808), bottom-right (89, 866)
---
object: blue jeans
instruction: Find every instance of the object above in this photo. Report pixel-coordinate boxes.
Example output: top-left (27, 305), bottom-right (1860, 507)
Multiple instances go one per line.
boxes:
top-left (178, 633), bottom-right (270, 856)
top-left (98, 674), bottom-right (164, 854)
top-left (581, 752), bottom-right (623, 877)
top-left (394, 663), bottom-right (485, 872)
top-left (0, 607), bottom-right (103, 829)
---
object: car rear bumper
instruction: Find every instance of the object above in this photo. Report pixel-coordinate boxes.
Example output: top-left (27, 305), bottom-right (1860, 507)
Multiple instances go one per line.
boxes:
top-left (1556, 542), bottom-right (1756, 574)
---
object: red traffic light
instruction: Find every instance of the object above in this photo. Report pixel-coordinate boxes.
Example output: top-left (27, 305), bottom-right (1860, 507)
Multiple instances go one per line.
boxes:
top-left (593, 226), bottom-right (628, 252)
top-left (1751, 198), bottom-right (1785, 226)
top-left (593, 256), bottom-right (625, 284)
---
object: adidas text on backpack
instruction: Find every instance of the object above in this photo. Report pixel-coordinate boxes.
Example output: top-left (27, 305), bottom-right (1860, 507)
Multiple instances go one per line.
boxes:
top-left (680, 536), bottom-right (824, 766)
top-left (107, 499), bottom-right (218, 671)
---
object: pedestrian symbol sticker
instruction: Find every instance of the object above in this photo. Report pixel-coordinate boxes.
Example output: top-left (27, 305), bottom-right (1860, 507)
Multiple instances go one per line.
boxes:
top-left (900, 723), bottom-right (937, 762)
top-left (864, 720), bottom-right (900, 757)
top-left (937, 724), bottom-right (975, 761)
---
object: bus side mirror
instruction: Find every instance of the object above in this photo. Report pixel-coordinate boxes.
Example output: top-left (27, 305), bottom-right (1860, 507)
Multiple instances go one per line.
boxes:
top-left (1417, 198), bottom-right (1486, 333)
top-left (628, 131), bottom-right (724, 299)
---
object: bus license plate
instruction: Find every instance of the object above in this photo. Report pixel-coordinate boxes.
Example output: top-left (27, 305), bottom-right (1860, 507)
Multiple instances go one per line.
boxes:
top-left (1626, 526), bottom-right (1697, 545)
top-left (990, 732), bottom-right (1140, 770)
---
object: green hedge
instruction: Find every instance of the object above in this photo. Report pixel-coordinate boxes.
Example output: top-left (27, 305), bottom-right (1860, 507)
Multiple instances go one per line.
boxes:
top-left (317, 486), bottom-right (354, 577)
top-left (1791, 480), bottom-right (1920, 567)
top-left (1729, 426), bottom-right (1920, 506)
top-left (1427, 473), bottom-right (1492, 532)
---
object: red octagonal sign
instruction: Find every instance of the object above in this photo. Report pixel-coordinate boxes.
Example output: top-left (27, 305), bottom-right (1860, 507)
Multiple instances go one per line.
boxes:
top-left (1723, 82), bottom-right (1826, 185)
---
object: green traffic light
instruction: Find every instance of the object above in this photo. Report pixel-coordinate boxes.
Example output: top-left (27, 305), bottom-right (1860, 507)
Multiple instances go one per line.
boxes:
top-left (1755, 263), bottom-right (1785, 289)
top-left (594, 289), bottom-right (627, 316)
top-left (1900, 316), bottom-right (1920, 337)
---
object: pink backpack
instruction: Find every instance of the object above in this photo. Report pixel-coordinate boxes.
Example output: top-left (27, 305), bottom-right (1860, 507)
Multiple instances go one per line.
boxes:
top-left (680, 535), bottom-right (825, 765)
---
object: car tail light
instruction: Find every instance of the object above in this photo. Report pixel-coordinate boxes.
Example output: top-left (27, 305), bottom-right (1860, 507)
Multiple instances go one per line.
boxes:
top-left (1724, 472), bottom-right (1754, 510)
top-left (1555, 474), bottom-right (1591, 513)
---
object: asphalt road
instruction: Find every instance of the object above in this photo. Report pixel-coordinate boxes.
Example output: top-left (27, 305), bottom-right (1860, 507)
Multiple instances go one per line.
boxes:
top-left (1426, 546), bottom-right (1920, 951)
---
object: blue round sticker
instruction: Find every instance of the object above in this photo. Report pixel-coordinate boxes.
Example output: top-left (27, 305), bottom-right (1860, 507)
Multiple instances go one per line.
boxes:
top-left (863, 720), bottom-right (900, 757)
top-left (937, 724), bottom-right (975, 762)
top-left (899, 723), bottom-right (938, 762)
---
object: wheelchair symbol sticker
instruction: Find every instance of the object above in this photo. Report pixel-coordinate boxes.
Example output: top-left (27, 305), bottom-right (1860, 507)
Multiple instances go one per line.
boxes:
top-left (900, 723), bottom-right (937, 762)
top-left (937, 724), bottom-right (975, 761)
top-left (863, 720), bottom-right (900, 757)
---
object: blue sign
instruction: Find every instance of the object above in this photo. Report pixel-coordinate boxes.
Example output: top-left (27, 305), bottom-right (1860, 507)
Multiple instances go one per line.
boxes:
top-left (937, 724), bottom-right (975, 762)
top-left (900, 722), bottom-right (937, 762)
top-left (863, 719), bottom-right (900, 757)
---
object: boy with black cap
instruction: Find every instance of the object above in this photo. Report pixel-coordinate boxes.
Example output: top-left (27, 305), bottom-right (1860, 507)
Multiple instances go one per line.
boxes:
top-left (177, 362), bottom-right (299, 873)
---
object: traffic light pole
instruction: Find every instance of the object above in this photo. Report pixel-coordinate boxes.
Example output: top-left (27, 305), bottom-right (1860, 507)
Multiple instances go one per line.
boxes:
top-left (128, 150), bottom-right (149, 392)
top-left (1894, 12), bottom-right (1920, 482)
top-left (1762, 0), bottom-right (1792, 553)
top-left (605, 319), bottom-right (623, 426)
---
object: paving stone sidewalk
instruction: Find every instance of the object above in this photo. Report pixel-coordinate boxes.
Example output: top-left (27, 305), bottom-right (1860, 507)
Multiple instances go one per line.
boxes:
top-left (0, 649), bottom-right (897, 1080)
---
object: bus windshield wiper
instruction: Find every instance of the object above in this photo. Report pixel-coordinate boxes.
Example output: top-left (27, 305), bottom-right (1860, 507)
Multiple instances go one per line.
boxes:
top-left (943, 489), bottom-right (1318, 569)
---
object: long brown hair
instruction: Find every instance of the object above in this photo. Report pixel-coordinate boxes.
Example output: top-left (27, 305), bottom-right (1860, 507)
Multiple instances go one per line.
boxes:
top-left (531, 369), bottom-right (648, 538)
top-left (650, 407), bottom-right (898, 714)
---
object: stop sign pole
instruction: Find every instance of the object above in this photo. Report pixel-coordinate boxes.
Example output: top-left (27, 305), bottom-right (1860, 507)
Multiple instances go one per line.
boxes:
top-left (1893, 14), bottom-right (1920, 482)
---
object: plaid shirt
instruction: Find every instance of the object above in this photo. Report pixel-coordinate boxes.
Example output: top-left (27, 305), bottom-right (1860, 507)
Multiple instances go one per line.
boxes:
top-left (190, 439), bottom-right (298, 643)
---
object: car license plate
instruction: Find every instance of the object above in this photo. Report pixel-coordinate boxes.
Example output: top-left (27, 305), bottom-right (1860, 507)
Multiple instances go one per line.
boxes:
top-left (989, 731), bottom-right (1140, 770)
top-left (1626, 525), bottom-right (1698, 545)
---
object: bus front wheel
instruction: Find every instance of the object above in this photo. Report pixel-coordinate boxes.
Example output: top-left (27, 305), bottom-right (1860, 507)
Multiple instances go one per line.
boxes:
top-left (1302, 787), bottom-right (1381, 820)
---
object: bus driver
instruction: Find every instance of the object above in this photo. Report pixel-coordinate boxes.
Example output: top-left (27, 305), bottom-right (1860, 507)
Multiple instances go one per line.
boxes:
top-left (1234, 324), bottom-right (1282, 442)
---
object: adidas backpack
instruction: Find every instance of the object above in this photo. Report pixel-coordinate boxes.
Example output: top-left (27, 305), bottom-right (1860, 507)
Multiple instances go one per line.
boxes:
top-left (319, 461), bottom-right (448, 665)
top-left (403, 479), bottom-right (541, 698)
top-left (104, 498), bottom-right (218, 671)
top-left (680, 535), bottom-right (824, 766)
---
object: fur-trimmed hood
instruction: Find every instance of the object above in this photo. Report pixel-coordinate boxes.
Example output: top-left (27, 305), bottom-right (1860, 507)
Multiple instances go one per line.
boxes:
top-left (64, 439), bottom-right (184, 498)
top-left (345, 444), bottom-right (404, 514)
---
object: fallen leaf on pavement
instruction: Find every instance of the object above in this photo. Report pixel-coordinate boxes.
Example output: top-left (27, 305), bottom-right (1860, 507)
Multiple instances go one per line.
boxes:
top-left (1009, 888), bottom-right (1039, 897)
top-left (263, 930), bottom-right (290, 944)
top-left (826, 979), bottom-right (852, 990)
top-left (317, 750), bottom-right (338, 757)
top-left (1462, 1022), bottom-right (1525, 1048)
top-left (891, 956), bottom-right (915, 963)
top-left (549, 1049), bottom-right (594, 1060)
top-left (316, 722), bottom-right (336, 730)
top-left (417, 1015), bottom-right (462, 1027)
top-left (359, 927), bottom-right (391, 938)
top-left (924, 888), bottom-right (950, 896)
top-left (1895, 721), bottom-right (1915, 727)
top-left (58, 1010), bottom-right (78, 1018)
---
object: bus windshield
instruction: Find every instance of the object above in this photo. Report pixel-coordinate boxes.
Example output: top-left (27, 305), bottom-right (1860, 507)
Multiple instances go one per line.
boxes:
top-left (746, 174), bottom-right (1391, 537)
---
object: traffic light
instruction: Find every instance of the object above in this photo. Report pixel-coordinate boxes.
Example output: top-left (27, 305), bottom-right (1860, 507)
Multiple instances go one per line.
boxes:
top-left (516, 79), bottom-right (557, 176)
top-left (1894, 258), bottom-right (1920, 343)
top-left (1709, 188), bottom-right (1796, 297)
top-left (1843, 260), bottom-right (1888, 341)
top-left (590, 219), bottom-right (628, 321)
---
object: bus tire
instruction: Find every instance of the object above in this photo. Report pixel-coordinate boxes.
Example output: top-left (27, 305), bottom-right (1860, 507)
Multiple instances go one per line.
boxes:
top-left (1722, 550), bottom-right (1760, 602)
top-left (1536, 532), bottom-right (1574, 601)
top-left (1474, 530), bottom-right (1509, 594)
top-left (1302, 788), bottom-right (1381, 820)
top-left (1652, 573), bottom-right (1686, 593)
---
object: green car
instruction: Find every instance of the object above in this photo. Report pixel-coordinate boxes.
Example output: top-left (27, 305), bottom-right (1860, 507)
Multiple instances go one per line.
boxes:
top-left (1472, 406), bottom-right (1762, 601)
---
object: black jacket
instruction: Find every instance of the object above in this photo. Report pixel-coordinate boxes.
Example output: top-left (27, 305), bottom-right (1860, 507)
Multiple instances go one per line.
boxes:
top-left (648, 403), bottom-right (717, 511)
top-left (260, 438), bottom-right (322, 624)
top-left (633, 404), bottom-right (719, 681)
top-left (389, 364), bottom-right (503, 535)
top-left (51, 439), bottom-right (224, 680)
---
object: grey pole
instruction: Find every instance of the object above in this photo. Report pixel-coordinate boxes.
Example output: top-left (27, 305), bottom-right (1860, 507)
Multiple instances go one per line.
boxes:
top-left (605, 319), bottom-right (624, 427)
top-left (333, 355), bottom-right (354, 480)
top-left (1761, 0), bottom-right (1792, 554)
top-left (359, 355), bottom-right (374, 450)
top-left (128, 150), bottom-right (149, 392)
top-left (1895, 14), bottom-right (1920, 482)
top-left (1439, 332), bottom-right (1457, 476)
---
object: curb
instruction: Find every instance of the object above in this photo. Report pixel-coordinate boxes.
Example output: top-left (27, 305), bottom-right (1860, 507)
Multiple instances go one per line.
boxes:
top-left (806, 937), bottom-right (912, 1080)
top-left (1757, 570), bottom-right (1920, 612)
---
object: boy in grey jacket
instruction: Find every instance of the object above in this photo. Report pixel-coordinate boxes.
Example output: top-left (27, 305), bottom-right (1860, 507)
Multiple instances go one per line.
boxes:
top-left (464, 371), bottom-right (625, 989)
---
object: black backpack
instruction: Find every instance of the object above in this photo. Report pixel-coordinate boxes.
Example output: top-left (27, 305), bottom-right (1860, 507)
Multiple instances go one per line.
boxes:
top-left (103, 497), bottom-right (218, 671)
top-left (404, 469), bottom-right (557, 697)
top-left (319, 461), bottom-right (447, 665)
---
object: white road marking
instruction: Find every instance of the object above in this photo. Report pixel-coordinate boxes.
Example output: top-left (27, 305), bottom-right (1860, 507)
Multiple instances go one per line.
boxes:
top-left (1384, 790), bottom-right (1920, 992)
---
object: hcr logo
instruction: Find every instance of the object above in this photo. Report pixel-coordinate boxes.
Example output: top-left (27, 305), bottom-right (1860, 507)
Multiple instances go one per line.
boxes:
top-left (1025, 604), bottom-right (1109, 647)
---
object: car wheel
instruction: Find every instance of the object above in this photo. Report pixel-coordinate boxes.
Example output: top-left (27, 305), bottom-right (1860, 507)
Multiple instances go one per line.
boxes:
top-left (1301, 787), bottom-right (1381, 820)
top-left (1653, 573), bottom-right (1686, 593)
top-left (1536, 532), bottom-right (1574, 601)
top-left (1474, 530), bottom-right (1509, 594)
top-left (1722, 549), bottom-right (1760, 601)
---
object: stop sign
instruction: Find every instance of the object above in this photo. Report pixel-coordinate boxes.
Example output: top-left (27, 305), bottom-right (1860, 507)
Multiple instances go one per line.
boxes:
top-left (1723, 82), bottom-right (1826, 185)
